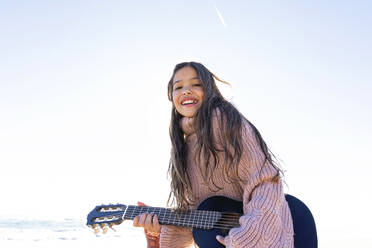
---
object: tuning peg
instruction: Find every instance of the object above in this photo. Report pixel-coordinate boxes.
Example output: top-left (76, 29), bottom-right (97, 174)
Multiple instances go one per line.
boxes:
top-left (92, 224), bottom-right (100, 234)
top-left (100, 223), bottom-right (108, 234)
top-left (109, 223), bottom-right (117, 232)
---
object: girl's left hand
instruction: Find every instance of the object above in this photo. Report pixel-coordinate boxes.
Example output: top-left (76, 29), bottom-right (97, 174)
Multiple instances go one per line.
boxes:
top-left (133, 201), bottom-right (162, 234)
top-left (216, 235), bottom-right (226, 246)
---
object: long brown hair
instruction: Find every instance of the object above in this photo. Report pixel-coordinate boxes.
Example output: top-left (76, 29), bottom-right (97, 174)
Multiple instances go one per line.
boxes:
top-left (167, 62), bottom-right (282, 210)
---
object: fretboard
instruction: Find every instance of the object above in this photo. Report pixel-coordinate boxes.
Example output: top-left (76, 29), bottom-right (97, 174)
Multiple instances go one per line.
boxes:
top-left (123, 206), bottom-right (221, 229)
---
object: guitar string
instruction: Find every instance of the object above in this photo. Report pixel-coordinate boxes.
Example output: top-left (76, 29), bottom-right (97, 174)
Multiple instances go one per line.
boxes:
top-left (125, 206), bottom-right (242, 218)
top-left (89, 207), bottom-right (239, 229)
top-left (127, 217), bottom-right (239, 229)
top-left (96, 213), bottom-right (240, 229)
top-left (126, 208), bottom-right (241, 220)
top-left (122, 207), bottom-right (241, 229)
top-left (125, 208), bottom-right (240, 219)
top-left (125, 207), bottom-right (241, 219)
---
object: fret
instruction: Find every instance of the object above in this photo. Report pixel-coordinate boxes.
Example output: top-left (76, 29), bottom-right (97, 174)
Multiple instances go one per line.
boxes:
top-left (185, 210), bottom-right (192, 227)
top-left (208, 211), bottom-right (213, 229)
top-left (143, 206), bottom-right (149, 214)
top-left (212, 211), bottom-right (217, 228)
top-left (188, 210), bottom-right (195, 228)
top-left (166, 211), bottom-right (174, 225)
top-left (182, 211), bottom-right (191, 227)
top-left (160, 209), bottom-right (168, 225)
top-left (193, 211), bottom-right (199, 228)
top-left (124, 205), bottom-right (135, 220)
top-left (151, 207), bottom-right (157, 214)
top-left (178, 212), bottom-right (187, 227)
top-left (200, 211), bottom-right (207, 228)
top-left (210, 211), bottom-right (215, 229)
top-left (191, 211), bottom-right (197, 228)
top-left (200, 210), bottom-right (206, 228)
top-left (172, 211), bottom-right (180, 226)
top-left (165, 209), bottom-right (172, 225)
top-left (185, 210), bottom-right (192, 228)
top-left (193, 211), bottom-right (201, 229)
top-left (167, 209), bottom-right (173, 225)
top-left (158, 208), bottom-right (164, 224)
top-left (195, 210), bottom-right (200, 228)
top-left (214, 212), bottom-right (221, 228)
top-left (154, 208), bottom-right (160, 220)
top-left (204, 210), bottom-right (209, 228)
top-left (122, 205), bottom-right (220, 229)
top-left (130, 206), bottom-right (137, 218)
top-left (168, 211), bottom-right (176, 226)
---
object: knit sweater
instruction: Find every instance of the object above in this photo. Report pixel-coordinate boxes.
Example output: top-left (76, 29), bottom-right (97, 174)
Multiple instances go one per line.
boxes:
top-left (160, 112), bottom-right (294, 248)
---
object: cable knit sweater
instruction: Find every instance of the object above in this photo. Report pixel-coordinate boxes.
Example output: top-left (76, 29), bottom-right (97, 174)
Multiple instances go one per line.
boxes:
top-left (160, 112), bottom-right (294, 248)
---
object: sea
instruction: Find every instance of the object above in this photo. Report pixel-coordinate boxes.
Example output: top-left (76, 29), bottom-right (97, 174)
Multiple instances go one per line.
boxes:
top-left (0, 217), bottom-right (147, 248)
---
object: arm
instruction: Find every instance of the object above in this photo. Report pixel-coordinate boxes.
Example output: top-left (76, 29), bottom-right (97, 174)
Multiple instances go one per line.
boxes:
top-left (223, 124), bottom-right (294, 248)
top-left (160, 225), bottom-right (194, 248)
top-left (145, 230), bottom-right (160, 248)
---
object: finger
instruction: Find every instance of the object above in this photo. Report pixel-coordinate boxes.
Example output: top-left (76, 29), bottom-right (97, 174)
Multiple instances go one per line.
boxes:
top-left (133, 216), bottom-right (139, 227)
top-left (152, 215), bottom-right (162, 232)
top-left (145, 213), bottom-right (154, 227)
top-left (137, 201), bottom-right (147, 207)
top-left (216, 235), bottom-right (225, 245)
top-left (102, 226), bottom-right (108, 234)
top-left (93, 228), bottom-right (100, 235)
top-left (100, 224), bottom-right (108, 235)
top-left (92, 224), bottom-right (100, 234)
top-left (138, 213), bottom-right (148, 226)
top-left (109, 223), bottom-right (117, 232)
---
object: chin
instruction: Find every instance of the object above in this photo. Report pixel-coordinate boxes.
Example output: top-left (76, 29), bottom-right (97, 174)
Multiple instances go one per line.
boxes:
top-left (179, 113), bottom-right (193, 118)
top-left (177, 108), bottom-right (198, 118)
top-left (185, 110), bottom-right (198, 117)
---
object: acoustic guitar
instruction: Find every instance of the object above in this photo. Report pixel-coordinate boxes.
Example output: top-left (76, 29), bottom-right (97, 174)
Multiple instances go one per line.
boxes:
top-left (87, 195), bottom-right (317, 248)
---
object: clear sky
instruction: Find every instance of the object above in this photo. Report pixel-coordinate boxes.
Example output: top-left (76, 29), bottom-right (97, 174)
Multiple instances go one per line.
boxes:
top-left (1, 1), bottom-right (371, 247)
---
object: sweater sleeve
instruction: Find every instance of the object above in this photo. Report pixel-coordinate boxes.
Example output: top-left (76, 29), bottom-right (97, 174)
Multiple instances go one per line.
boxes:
top-left (223, 124), bottom-right (294, 248)
top-left (159, 225), bottom-right (194, 248)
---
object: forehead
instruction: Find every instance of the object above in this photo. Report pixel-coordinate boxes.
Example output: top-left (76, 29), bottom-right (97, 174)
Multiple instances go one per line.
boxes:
top-left (173, 66), bottom-right (198, 83)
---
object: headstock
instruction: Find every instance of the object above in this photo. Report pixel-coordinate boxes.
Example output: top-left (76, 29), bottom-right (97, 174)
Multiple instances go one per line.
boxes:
top-left (86, 204), bottom-right (127, 233)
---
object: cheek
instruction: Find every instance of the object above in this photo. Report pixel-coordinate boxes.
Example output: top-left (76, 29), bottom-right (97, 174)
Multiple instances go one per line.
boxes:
top-left (172, 92), bottom-right (180, 103)
top-left (197, 89), bottom-right (204, 101)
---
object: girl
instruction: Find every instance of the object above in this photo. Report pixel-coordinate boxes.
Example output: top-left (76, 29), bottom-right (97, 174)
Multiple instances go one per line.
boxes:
top-left (134, 62), bottom-right (294, 247)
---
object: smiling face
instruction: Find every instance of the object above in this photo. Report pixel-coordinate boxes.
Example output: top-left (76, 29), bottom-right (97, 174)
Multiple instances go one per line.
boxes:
top-left (171, 66), bottom-right (204, 117)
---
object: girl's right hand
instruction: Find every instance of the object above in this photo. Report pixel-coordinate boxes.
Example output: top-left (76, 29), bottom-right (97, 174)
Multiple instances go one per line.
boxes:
top-left (133, 201), bottom-right (162, 234)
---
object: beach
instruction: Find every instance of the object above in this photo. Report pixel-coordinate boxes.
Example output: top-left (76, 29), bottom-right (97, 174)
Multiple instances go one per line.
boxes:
top-left (0, 217), bottom-right (147, 248)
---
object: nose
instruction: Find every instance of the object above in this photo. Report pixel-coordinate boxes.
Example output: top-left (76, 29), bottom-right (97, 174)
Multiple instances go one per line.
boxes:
top-left (182, 86), bottom-right (192, 95)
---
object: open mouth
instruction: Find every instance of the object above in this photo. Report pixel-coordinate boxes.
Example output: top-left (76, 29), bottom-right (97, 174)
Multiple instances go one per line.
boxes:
top-left (181, 98), bottom-right (198, 106)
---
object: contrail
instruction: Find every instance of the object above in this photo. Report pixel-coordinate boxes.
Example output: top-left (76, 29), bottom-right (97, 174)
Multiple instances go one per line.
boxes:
top-left (214, 5), bottom-right (227, 27)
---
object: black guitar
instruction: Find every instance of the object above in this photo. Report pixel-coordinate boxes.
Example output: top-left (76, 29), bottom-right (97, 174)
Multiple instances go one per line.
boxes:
top-left (87, 195), bottom-right (317, 248)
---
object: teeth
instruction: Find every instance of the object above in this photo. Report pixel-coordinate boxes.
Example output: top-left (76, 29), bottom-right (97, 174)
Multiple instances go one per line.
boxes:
top-left (182, 100), bottom-right (196, 105)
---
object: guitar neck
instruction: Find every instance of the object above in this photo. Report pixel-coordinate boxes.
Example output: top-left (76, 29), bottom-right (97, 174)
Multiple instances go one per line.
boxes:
top-left (123, 205), bottom-right (221, 230)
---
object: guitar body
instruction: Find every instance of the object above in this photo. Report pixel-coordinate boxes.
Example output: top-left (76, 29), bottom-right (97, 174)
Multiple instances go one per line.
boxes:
top-left (193, 196), bottom-right (243, 248)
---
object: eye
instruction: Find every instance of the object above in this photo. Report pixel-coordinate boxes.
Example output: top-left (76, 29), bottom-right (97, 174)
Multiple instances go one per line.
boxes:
top-left (193, 83), bottom-right (201, 87)
top-left (173, 86), bottom-right (182, 90)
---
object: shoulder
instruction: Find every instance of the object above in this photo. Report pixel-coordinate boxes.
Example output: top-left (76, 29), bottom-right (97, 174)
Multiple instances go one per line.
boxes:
top-left (210, 106), bottom-right (247, 134)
